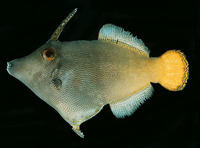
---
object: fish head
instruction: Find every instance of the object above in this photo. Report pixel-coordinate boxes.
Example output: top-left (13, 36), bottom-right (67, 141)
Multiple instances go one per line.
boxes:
top-left (7, 40), bottom-right (64, 100)
top-left (6, 8), bottom-right (78, 102)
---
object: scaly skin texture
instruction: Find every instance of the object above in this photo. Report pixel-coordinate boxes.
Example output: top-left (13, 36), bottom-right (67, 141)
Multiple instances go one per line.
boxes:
top-left (7, 12), bottom-right (189, 137)
top-left (7, 39), bottom-right (159, 136)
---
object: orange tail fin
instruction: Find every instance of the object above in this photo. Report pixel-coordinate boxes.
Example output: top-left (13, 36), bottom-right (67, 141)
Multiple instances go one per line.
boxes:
top-left (158, 50), bottom-right (189, 91)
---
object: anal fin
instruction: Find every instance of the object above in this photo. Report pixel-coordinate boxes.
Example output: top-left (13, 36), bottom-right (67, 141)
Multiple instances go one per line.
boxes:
top-left (110, 84), bottom-right (154, 118)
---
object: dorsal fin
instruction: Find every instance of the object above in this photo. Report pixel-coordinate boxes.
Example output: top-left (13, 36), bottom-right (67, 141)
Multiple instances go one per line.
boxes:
top-left (98, 24), bottom-right (150, 56)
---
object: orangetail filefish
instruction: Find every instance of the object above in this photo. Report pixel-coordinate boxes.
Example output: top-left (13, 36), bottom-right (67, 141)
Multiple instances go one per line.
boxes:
top-left (7, 8), bottom-right (189, 138)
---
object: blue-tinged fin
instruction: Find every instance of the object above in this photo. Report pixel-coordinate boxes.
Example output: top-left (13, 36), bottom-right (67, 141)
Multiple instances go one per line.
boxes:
top-left (98, 24), bottom-right (150, 56)
top-left (109, 84), bottom-right (153, 118)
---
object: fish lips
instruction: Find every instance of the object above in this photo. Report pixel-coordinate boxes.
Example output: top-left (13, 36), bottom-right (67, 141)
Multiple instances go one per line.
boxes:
top-left (7, 59), bottom-right (25, 81)
top-left (7, 59), bottom-right (16, 76)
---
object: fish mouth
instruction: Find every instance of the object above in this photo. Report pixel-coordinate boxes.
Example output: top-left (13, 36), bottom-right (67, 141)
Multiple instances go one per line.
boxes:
top-left (7, 59), bottom-right (19, 77)
top-left (7, 61), bottom-right (14, 75)
top-left (7, 59), bottom-right (27, 83)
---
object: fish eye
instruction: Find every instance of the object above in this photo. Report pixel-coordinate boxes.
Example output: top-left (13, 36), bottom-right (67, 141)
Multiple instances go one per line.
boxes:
top-left (43, 48), bottom-right (56, 61)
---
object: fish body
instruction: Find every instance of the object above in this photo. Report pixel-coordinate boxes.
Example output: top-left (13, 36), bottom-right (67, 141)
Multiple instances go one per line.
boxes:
top-left (7, 9), bottom-right (189, 138)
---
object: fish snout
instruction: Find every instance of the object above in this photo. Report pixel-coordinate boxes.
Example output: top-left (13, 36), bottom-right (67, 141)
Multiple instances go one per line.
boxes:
top-left (7, 56), bottom-right (41, 83)
top-left (7, 60), bottom-right (17, 75)
top-left (7, 59), bottom-right (24, 78)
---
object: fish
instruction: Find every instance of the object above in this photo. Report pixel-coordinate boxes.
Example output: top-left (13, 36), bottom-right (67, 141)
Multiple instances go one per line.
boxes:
top-left (6, 8), bottom-right (189, 138)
